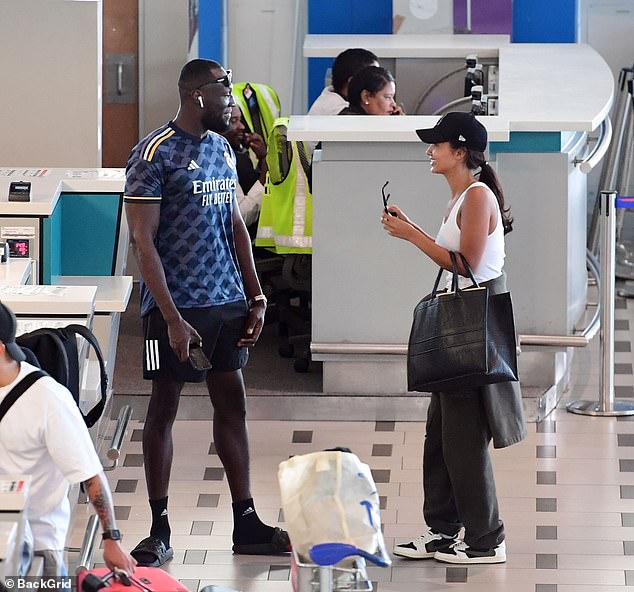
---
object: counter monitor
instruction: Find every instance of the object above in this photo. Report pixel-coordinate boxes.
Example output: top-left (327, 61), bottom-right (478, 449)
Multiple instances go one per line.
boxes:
top-left (8, 181), bottom-right (32, 202)
top-left (7, 239), bottom-right (29, 258)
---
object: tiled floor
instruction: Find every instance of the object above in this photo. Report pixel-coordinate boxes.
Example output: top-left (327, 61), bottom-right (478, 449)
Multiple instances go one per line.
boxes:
top-left (68, 295), bottom-right (634, 591)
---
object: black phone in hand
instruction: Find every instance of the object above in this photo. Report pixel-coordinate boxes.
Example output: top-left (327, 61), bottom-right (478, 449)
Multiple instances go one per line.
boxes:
top-left (189, 343), bottom-right (212, 371)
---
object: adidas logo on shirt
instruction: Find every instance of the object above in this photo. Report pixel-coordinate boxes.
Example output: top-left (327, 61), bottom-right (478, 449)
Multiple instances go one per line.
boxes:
top-left (187, 159), bottom-right (200, 170)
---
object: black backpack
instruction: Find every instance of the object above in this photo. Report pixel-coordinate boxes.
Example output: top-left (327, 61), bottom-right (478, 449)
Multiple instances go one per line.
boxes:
top-left (15, 324), bottom-right (108, 428)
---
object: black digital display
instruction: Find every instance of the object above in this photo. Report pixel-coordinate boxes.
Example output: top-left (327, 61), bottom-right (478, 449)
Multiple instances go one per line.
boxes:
top-left (7, 239), bottom-right (29, 258)
top-left (8, 181), bottom-right (31, 202)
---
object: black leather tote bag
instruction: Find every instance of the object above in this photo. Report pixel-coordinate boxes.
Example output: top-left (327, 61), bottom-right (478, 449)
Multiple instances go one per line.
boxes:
top-left (407, 252), bottom-right (519, 392)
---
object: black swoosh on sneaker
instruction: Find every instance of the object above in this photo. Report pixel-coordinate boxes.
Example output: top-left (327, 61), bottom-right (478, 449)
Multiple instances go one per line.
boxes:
top-left (427, 539), bottom-right (455, 552)
top-left (464, 547), bottom-right (497, 558)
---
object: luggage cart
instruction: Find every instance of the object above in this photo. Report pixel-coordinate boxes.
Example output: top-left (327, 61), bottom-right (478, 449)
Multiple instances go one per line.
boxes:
top-left (291, 543), bottom-right (389, 592)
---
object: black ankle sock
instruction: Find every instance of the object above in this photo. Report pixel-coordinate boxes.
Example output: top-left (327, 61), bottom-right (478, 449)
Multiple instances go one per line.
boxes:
top-left (149, 496), bottom-right (171, 548)
top-left (232, 498), bottom-right (274, 545)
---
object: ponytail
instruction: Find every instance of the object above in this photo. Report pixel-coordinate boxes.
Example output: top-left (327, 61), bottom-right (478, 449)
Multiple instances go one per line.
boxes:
top-left (448, 143), bottom-right (514, 234)
top-left (458, 147), bottom-right (513, 234)
top-left (478, 161), bottom-right (513, 234)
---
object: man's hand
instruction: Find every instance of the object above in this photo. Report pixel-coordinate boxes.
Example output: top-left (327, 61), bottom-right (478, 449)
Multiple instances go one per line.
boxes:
top-left (102, 540), bottom-right (137, 574)
top-left (245, 132), bottom-right (267, 161)
top-left (237, 303), bottom-right (266, 347)
top-left (166, 316), bottom-right (202, 362)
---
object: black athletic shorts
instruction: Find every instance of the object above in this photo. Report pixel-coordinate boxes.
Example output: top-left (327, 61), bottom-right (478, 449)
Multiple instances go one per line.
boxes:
top-left (142, 301), bottom-right (249, 382)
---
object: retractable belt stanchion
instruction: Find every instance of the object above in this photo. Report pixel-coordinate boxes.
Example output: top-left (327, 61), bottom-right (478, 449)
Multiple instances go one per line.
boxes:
top-left (568, 191), bottom-right (634, 416)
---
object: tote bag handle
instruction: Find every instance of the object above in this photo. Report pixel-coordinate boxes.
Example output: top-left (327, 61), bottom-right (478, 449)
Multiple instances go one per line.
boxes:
top-left (430, 251), bottom-right (480, 298)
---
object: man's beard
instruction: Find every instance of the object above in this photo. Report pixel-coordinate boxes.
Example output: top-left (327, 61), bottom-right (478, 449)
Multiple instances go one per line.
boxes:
top-left (202, 112), bottom-right (231, 134)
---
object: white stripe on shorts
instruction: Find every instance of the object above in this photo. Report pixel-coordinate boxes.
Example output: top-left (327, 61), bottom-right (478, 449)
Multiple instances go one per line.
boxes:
top-left (146, 339), bottom-right (160, 371)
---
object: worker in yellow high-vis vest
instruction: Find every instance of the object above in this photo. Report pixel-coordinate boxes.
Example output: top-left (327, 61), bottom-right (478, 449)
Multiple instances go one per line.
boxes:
top-left (233, 82), bottom-right (281, 150)
top-left (256, 117), bottom-right (312, 254)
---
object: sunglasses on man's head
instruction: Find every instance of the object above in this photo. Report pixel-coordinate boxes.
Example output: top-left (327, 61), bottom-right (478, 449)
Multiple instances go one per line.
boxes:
top-left (197, 69), bottom-right (233, 89)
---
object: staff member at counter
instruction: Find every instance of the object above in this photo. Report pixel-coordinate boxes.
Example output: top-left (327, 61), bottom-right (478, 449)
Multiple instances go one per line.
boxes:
top-left (308, 47), bottom-right (379, 115)
top-left (338, 66), bottom-right (405, 116)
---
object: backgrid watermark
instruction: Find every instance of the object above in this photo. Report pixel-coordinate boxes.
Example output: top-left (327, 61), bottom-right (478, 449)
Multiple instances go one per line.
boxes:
top-left (3, 577), bottom-right (73, 590)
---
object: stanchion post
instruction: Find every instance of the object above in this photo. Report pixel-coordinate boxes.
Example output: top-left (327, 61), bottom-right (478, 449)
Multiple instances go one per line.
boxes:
top-left (568, 191), bottom-right (634, 416)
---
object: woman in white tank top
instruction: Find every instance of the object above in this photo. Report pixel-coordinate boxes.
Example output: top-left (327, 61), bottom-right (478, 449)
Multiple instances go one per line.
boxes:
top-left (381, 113), bottom-right (513, 281)
top-left (381, 112), bottom-right (525, 566)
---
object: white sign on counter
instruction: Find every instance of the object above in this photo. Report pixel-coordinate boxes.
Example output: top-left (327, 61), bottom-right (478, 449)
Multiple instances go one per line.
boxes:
top-left (0, 168), bottom-right (50, 177)
top-left (1, 227), bottom-right (36, 239)
top-left (65, 169), bottom-right (125, 179)
top-left (0, 285), bottom-right (68, 297)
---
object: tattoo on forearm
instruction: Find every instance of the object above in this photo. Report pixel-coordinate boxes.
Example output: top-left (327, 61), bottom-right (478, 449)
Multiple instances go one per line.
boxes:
top-left (85, 476), bottom-right (116, 530)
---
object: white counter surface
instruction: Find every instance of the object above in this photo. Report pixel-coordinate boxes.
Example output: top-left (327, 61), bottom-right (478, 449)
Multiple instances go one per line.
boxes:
top-left (290, 36), bottom-right (613, 141)
top-left (290, 114), bottom-right (511, 143)
top-left (498, 43), bottom-right (612, 132)
top-left (52, 275), bottom-right (133, 313)
top-left (304, 33), bottom-right (510, 59)
top-left (0, 168), bottom-right (124, 216)
top-left (0, 284), bottom-right (96, 316)
top-left (0, 259), bottom-right (32, 286)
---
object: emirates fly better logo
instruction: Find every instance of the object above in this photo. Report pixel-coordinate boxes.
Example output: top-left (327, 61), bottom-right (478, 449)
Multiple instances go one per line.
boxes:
top-left (193, 176), bottom-right (237, 206)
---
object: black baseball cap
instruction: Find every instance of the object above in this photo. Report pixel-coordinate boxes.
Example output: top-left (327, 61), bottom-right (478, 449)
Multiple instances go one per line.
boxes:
top-left (0, 302), bottom-right (26, 362)
top-left (415, 111), bottom-right (487, 152)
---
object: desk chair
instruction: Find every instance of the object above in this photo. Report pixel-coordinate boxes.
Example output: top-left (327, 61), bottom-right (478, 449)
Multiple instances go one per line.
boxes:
top-left (255, 118), bottom-right (313, 373)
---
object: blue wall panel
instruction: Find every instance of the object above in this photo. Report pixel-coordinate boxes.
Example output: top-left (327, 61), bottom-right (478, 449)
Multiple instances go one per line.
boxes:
top-left (512, 0), bottom-right (577, 43)
top-left (198, 0), bottom-right (224, 62)
top-left (350, 0), bottom-right (392, 34)
top-left (307, 0), bottom-right (392, 108)
top-left (42, 200), bottom-right (63, 284)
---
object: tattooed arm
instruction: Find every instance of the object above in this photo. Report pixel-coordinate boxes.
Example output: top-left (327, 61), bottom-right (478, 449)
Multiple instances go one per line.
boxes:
top-left (83, 473), bottom-right (137, 573)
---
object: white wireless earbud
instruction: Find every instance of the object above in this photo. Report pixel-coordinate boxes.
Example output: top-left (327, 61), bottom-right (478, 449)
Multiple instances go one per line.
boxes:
top-left (197, 96), bottom-right (204, 108)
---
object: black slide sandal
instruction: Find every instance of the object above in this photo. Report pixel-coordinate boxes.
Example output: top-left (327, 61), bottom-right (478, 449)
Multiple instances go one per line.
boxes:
top-left (130, 536), bottom-right (174, 567)
top-left (232, 527), bottom-right (291, 555)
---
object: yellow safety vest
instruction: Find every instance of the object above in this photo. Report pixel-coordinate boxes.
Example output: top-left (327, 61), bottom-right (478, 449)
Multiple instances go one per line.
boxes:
top-left (233, 82), bottom-right (281, 147)
top-left (256, 117), bottom-right (312, 254)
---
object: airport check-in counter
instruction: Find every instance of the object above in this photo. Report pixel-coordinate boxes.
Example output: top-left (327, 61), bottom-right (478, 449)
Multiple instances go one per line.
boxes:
top-left (0, 283), bottom-right (100, 417)
top-left (0, 168), bottom-right (132, 406)
top-left (0, 170), bottom-right (136, 572)
top-left (0, 476), bottom-right (31, 581)
top-left (292, 36), bottom-right (614, 406)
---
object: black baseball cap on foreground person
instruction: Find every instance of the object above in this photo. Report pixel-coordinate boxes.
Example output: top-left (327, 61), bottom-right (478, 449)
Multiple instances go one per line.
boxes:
top-left (415, 111), bottom-right (487, 152)
top-left (0, 302), bottom-right (26, 362)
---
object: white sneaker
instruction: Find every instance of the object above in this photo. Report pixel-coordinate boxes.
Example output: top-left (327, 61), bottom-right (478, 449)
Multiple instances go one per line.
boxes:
top-left (393, 529), bottom-right (458, 559)
top-left (434, 540), bottom-right (506, 564)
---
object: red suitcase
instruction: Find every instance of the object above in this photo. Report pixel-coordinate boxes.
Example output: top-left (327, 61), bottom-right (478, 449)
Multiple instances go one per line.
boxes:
top-left (78, 567), bottom-right (189, 592)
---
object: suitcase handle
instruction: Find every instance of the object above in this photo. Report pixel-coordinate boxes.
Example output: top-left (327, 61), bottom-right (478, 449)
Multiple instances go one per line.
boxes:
top-left (81, 569), bottom-right (150, 592)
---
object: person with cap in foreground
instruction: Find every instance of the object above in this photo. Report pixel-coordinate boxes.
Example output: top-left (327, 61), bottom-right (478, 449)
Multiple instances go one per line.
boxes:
top-left (381, 112), bottom-right (526, 565)
top-left (0, 302), bottom-right (136, 577)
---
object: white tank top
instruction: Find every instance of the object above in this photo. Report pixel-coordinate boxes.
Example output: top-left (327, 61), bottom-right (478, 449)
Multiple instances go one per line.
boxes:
top-left (435, 181), bottom-right (505, 287)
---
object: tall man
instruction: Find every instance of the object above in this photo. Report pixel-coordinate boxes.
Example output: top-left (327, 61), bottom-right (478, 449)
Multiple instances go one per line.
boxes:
top-left (124, 59), bottom-right (289, 567)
